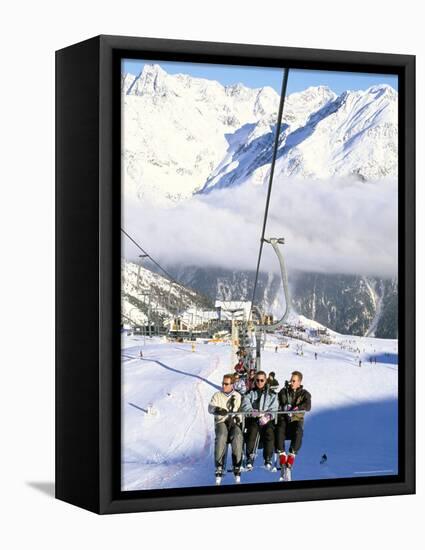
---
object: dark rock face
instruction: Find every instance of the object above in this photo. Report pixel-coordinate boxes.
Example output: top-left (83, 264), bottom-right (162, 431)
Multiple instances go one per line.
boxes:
top-left (173, 266), bottom-right (398, 338)
top-left (290, 273), bottom-right (397, 338)
top-left (375, 279), bottom-right (398, 338)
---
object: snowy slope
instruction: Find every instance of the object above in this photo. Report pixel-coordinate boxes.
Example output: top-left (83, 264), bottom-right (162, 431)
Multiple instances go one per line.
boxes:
top-left (122, 327), bottom-right (397, 490)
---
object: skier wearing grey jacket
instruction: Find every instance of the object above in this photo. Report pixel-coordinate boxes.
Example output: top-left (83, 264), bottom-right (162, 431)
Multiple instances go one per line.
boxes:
top-left (208, 374), bottom-right (243, 477)
top-left (241, 371), bottom-right (278, 469)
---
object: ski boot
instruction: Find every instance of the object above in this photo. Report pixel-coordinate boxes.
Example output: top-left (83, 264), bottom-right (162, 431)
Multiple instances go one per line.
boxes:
top-left (234, 468), bottom-right (241, 484)
top-left (215, 466), bottom-right (223, 485)
top-left (284, 453), bottom-right (295, 481)
top-left (278, 452), bottom-right (287, 481)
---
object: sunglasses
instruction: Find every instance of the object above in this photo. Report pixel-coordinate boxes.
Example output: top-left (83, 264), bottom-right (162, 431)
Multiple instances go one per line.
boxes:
top-left (256, 378), bottom-right (266, 383)
top-left (222, 382), bottom-right (232, 386)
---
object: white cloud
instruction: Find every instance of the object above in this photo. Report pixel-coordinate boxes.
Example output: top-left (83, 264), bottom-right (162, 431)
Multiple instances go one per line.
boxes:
top-left (123, 177), bottom-right (398, 279)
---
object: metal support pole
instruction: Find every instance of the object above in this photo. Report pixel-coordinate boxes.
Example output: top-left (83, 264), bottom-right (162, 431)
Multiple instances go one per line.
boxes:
top-left (148, 291), bottom-right (151, 338)
top-left (255, 331), bottom-right (261, 372)
top-left (258, 238), bottom-right (291, 330)
top-left (136, 254), bottom-right (148, 290)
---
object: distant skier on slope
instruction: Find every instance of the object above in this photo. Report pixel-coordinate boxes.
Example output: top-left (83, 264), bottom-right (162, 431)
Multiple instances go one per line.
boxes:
top-left (275, 370), bottom-right (311, 480)
top-left (241, 371), bottom-right (278, 470)
top-left (208, 374), bottom-right (243, 483)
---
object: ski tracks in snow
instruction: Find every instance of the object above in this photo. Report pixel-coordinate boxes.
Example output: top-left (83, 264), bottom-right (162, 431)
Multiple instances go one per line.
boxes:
top-left (176, 354), bottom-right (222, 469)
top-left (124, 348), bottom-right (222, 489)
top-left (158, 352), bottom-right (223, 486)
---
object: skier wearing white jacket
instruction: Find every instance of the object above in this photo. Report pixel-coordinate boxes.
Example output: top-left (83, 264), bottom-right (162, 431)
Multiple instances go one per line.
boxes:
top-left (208, 374), bottom-right (243, 480)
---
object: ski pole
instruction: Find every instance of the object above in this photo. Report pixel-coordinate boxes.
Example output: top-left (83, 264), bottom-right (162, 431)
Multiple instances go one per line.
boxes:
top-left (250, 430), bottom-right (261, 468)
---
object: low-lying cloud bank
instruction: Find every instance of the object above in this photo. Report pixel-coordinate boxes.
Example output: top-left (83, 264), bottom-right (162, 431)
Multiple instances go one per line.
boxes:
top-left (123, 176), bottom-right (398, 279)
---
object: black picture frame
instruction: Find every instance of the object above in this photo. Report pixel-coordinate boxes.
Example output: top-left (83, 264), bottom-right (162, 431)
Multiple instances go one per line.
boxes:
top-left (56, 34), bottom-right (415, 514)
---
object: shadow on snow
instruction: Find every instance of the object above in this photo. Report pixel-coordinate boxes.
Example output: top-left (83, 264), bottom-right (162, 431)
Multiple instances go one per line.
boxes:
top-left (167, 397), bottom-right (398, 488)
top-left (141, 357), bottom-right (221, 391)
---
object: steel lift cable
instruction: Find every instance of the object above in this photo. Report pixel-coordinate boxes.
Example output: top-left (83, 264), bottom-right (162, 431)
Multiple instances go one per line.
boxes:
top-left (249, 68), bottom-right (290, 322)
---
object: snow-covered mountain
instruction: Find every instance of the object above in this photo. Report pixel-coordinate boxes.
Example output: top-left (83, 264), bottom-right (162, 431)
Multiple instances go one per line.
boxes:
top-left (202, 84), bottom-right (397, 192)
top-left (175, 265), bottom-right (398, 338)
top-left (122, 66), bottom-right (398, 339)
top-left (122, 259), bottom-right (398, 339)
top-left (122, 64), bottom-right (279, 203)
top-left (290, 273), bottom-right (398, 338)
top-left (121, 260), bottom-right (213, 327)
top-left (122, 65), bottom-right (397, 203)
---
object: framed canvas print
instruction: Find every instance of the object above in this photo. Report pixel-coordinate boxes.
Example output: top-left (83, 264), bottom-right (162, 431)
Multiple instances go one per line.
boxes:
top-left (56, 35), bottom-right (415, 514)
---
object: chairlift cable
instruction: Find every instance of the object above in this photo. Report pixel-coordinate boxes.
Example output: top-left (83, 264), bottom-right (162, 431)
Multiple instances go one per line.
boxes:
top-left (121, 228), bottom-right (187, 291)
top-left (249, 68), bottom-right (290, 322)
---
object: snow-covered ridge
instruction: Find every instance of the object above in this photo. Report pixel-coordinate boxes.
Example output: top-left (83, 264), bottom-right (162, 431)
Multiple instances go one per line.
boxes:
top-left (201, 83), bottom-right (397, 192)
top-left (121, 259), bottom-right (213, 327)
top-left (122, 258), bottom-right (396, 339)
top-left (122, 64), bottom-right (397, 204)
top-left (122, 257), bottom-right (331, 334)
top-left (122, 64), bottom-right (279, 203)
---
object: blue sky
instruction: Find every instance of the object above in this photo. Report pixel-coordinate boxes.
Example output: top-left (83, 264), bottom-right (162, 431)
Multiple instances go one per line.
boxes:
top-left (122, 58), bottom-right (398, 95)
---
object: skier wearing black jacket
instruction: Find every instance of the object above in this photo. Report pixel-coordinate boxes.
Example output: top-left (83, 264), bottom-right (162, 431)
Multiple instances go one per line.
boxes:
top-left (275, 370), bottom-right (311, 470)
